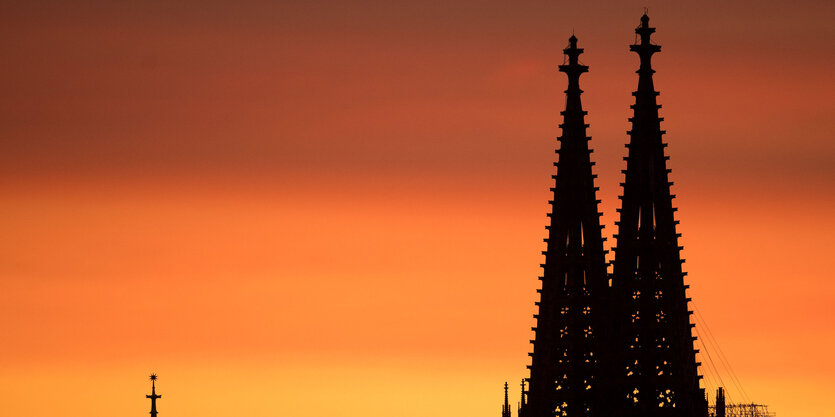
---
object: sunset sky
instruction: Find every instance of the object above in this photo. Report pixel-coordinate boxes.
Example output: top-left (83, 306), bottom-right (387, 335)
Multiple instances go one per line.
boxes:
top-left (1, 1), bottom-right (833, 416)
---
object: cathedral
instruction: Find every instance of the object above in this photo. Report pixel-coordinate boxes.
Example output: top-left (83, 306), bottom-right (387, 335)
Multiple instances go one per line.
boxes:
top-left (509, 14), bottom-right (772, 417)
top-left (135, 14), bottom-right (774, 417)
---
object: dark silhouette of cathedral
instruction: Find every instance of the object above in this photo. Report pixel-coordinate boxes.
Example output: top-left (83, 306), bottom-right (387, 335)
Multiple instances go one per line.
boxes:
top-left (127, 15), bottom-right (774, 417)
top-left (521, 34), bottom-right (609, 417)
top-left (606, 14), bottom-right (706, 417)
top-left (509, 13), bottom-right (772, 417)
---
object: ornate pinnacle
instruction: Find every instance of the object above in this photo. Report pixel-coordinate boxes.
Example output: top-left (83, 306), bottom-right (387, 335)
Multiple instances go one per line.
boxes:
top-left (557, 35), bottom-right (589, 117)
top-left (504, 381), bottom-right (509, 403)
top-left (631, 13), bottom-right (661, 69)
top-left (502, 381), bottom-right (511, 417)
top-left (559, 35), bottom-right (588, 80)
top-left (146, 374), bottom-right (161, 417)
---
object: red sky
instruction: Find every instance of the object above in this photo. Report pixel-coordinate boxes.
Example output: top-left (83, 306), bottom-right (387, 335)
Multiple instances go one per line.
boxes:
top-left (1, 1), bottom-right (833, 416)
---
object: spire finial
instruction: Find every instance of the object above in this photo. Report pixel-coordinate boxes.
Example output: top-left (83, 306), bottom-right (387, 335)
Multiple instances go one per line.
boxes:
top-left (504, 381), bottom-right (509, 402)
top-left (560, 35), bottom-right (588, 78)
top-left (635, 12), bottom-right (656, 45)
top-left (631, 13), bottom-right (661, 67)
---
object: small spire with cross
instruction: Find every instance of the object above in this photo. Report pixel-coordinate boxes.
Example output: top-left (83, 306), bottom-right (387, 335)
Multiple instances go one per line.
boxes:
top-left (146, 373), bottom-right (161, 417)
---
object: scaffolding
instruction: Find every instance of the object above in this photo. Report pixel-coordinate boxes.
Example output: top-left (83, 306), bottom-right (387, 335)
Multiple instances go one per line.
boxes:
top-left (709, 403), bottom-right (775, 417)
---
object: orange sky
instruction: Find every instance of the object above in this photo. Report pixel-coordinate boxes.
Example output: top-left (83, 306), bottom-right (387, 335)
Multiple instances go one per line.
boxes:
top-left (1, 1), bottom-right (833, 416)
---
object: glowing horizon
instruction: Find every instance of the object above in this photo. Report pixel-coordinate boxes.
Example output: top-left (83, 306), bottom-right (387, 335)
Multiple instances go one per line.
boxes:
top-left (1, 2), bottom-right (833, 416)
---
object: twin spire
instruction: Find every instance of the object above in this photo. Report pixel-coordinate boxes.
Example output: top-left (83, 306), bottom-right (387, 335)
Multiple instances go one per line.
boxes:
top-left (522, 20), bottom-right (608, 417)
top-left (515, 13), bottom-right (707, 417)
top-left (611, 12), bottom-right (706, 417)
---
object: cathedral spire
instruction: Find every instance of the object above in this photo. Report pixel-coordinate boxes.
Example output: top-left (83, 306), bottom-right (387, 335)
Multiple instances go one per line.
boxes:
top-left (146, 374), bottom-right (161, 417)
top-left (609, 14), bottom-right (707, 417)
top-left (521, 35), bottom-right (608, 417)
